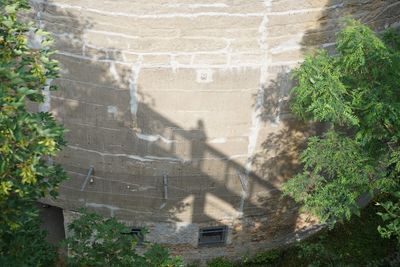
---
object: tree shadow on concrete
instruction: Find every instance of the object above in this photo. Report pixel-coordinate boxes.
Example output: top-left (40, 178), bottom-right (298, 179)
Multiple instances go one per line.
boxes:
top-left (31, 0), bottom-right (400, 261)
top-left (33, 1), bottom-right (283, 229)
top-left (252, 69), bottom-right (313, 242)
top-left (299, 1), bottom-right (400, 55)
top-left (253, 0), bottom-right (400, 248)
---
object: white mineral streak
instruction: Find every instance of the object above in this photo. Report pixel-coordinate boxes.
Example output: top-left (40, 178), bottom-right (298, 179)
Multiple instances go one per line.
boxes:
top-left (136, 133), bottom-right (176, 144)
top-left (239, 0), bottom-right (272, 216)
top-left (165, 3), bottom-right (228, 9)
top-left (38, 79), bottom-right (52, 112)
top-left (67, 145), bottom-right (246, 162)
top-left (128, 64), bottom-right (141, 116)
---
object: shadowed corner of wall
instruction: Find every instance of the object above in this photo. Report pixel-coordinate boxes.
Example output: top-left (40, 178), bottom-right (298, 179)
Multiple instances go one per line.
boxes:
top-left (268, 0), bottom-right (400, 189)
top-left (252, 0), bottom-right (344, 243)
top-left (252, 71), bottom-right (311, 241)
top-left (254, 0), bottom-right (400, 246)
top-left (300, 0), bottom-right (400, 56)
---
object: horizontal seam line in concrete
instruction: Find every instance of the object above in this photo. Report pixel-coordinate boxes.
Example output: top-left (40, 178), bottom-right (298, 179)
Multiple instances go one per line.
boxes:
top-left (61, 185), bottom-right (244, 200)
top-left (57, 51), bottom-right (265, 68)
top-left (38, 1), bottom-right (344, 18)
top-left (66, 145), bottom-right (248, 161)
top-left (55, 77), bottom-right (127, 91)
top-left (42, 2), bottom-right (264, 18)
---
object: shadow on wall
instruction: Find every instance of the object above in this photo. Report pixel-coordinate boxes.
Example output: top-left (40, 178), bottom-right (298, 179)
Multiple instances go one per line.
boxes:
top-left (33, 0), bottom-right (400, 250)
top-left (30, 0), bottom-right (309, 246)
top-left (36, 203), bottom-right (65, 245)
top-left (253, 0), bottom-right (400, 242)
top-left (256, 0), bottom-right (400, 179)
top-left (301, 0), bottom-right (400, 55)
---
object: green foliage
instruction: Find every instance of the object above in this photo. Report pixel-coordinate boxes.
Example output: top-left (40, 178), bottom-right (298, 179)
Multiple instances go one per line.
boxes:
top-left (298, 201), bottom-right (398, 267)
top-left (284, 131), bottom-right (375, 223)
top-left (283, 19), bottom-right (400, 236)
top-left (64, 209), bottom-right (183, 267)
top-left (377, 192), bottom-right (400, 240)
top-left (0, 0), bottom-right (67, 229)
top-left (0, 0), bottom-right (67, 265)
top-left (205, 250), bottom-right (282, 267)
top-left (206, 202), bottom-right (396, 267)
top-left (296, 238), bottom-right (346, 267)
top-left (290, 51), bottom-right (357, 126)
top-left (0, 215), bottom-right (58, 267)
top-left (250, 250), bottom-right (281, 264)
top-left (241, 249), bottom-right (282, 266)
top-left (207, 257), bottom-right (235, 267)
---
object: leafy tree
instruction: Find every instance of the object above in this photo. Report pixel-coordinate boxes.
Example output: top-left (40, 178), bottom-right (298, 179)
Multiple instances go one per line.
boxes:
top-left (377, 193), bottom-right (400, 241)
top-left (0, 0), bottom-right (68, 264)
top-left (296, 240), bottom-right (345, 267)
top-left (283, 19), bottom-right (400, 240)
top-left (64, 210), bottom-right (183, 267)
top-left (0, 215), bottom-right (58, 267)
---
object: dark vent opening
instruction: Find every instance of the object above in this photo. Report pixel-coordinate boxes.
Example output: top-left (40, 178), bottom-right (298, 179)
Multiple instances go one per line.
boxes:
top-left (198, 226), bottom-right (227, 246)
top-left (122, 227), bottom-right (144, 243)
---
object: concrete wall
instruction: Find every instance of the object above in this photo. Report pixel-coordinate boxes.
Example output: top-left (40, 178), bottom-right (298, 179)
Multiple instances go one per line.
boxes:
top-left (30, 0), bottom-right (400, 263)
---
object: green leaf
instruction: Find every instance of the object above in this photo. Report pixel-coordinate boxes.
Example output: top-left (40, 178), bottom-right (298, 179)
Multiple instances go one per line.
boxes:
top-left (285, 19), bottom-right (400, 240)
top-left (2, 19), bottom-right (14, 28)
top-left (5, 4), bottom-right (17, 14)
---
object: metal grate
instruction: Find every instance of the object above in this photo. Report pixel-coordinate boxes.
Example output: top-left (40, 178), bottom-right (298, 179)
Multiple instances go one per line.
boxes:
top-left (198, 226), bottom-right (228, 246)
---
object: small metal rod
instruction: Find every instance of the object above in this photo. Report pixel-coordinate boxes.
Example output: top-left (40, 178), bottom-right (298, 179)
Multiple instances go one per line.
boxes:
top-left (80, 165), bottom-right (94, 191)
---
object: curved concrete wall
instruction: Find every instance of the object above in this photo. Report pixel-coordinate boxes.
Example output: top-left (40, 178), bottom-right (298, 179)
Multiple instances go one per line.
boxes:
top-left (31, 0), bottom-right (400, 262)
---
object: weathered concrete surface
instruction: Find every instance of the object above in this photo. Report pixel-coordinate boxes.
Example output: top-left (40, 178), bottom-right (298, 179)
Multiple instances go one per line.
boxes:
top-left (29, 0), bottom-right (400, 263)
